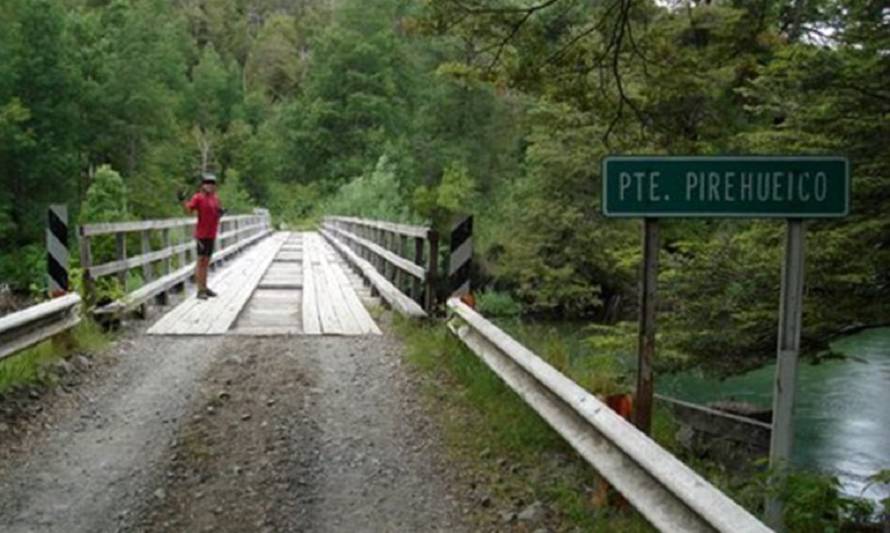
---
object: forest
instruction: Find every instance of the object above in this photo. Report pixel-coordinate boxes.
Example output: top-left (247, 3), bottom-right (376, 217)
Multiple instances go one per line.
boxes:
top-left (1, 0), bottom-right (888, 369)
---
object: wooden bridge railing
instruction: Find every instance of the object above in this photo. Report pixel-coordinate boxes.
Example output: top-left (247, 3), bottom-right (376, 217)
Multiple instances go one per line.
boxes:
top-left (320, 216), bottom-right (438, 318)
top-left (79, 212), bottom-right (271, 317)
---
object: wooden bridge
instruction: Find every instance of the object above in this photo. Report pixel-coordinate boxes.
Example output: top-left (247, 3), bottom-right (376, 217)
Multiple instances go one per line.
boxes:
top-left (1, 211), bottom-right (773, 533)
top-left (70, 214), bottom-right (438, 337)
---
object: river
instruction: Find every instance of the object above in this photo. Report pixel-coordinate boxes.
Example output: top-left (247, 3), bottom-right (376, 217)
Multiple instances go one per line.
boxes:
top-left (659, 327), bottom-right (890, 504)
top-left (499, 319), bottom-right (890, 505)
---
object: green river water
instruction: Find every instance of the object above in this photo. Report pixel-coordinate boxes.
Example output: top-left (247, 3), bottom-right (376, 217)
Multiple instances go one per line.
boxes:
top-left (659, 327), bottom-right (890, 504)
top-left (503, 320), bottom-right (890, 504)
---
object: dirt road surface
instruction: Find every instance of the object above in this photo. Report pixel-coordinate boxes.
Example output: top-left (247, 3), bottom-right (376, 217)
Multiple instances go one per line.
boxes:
top-left (0, 318), bottom-right (467, 532)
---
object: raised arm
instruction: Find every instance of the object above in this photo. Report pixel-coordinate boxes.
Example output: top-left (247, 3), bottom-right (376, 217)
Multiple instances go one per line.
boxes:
top-left (180, 190), bottom-right (199, 215)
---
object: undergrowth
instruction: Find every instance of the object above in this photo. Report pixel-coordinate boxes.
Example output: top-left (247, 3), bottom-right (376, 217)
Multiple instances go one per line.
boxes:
top-left (392, 313), bottom-right (884, 531)
top-left (393, 315), bottom-right (654, 532)
top-left (0, 319), bottom-right (108, 394)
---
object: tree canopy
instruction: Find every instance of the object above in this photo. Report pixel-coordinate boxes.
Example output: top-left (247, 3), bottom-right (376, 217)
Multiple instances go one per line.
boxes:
top-left (0, 0), bottom-right (886, 369)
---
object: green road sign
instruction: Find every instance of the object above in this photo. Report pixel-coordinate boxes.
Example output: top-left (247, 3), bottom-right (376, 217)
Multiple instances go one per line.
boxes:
top-left (602, 156), bottom-right (849, 218)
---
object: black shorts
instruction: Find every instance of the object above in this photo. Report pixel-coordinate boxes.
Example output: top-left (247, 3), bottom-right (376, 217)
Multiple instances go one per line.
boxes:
top-left (196, 238), bottom-right (215, 258)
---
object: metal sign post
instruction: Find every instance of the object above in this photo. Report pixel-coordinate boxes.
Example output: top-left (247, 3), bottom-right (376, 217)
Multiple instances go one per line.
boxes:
top-left (634, 218), bottom-right (659, 434)
top-left (765, 219), bottom-right (806, 531)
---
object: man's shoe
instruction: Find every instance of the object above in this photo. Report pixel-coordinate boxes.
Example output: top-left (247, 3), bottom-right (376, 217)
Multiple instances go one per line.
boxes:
top-left (205, 288), bottom-right (218, 297)
top-left (197, 290), bottom-right (209, 300)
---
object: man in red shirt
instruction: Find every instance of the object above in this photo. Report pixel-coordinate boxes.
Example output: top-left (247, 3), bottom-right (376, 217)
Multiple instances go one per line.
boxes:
top-left (182, 173), bottom-right (224, 300)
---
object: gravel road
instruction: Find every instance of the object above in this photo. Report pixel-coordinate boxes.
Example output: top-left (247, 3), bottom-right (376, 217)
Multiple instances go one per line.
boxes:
top-left (0, 318), bottom-right (467, 532)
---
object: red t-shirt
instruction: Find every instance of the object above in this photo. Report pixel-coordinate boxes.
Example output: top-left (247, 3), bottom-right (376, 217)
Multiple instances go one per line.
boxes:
top-left (186, 192), bottom-right (222, 239)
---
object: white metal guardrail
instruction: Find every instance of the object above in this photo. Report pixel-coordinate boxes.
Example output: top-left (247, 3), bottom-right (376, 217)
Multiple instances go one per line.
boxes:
top-left (446, 297), bottom-right (771, 533)
top-left (0, 293), bottom-right (82, 361)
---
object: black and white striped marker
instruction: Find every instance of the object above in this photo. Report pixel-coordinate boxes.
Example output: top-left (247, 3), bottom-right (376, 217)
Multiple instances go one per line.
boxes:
top-left (46, 204), bottom-right (69, 296)
top-left (448, 214), bottom-right (473, 296)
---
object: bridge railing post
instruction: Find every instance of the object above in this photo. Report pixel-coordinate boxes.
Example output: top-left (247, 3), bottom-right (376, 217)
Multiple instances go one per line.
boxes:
top-left (425, 229), bottom-right (439, 314)
top-left (398, 234), bottom-right (408, 295)
top-left (413, 236), bottom-right (423, 304)
top-left (115, 233), bottom-right (127, 290)
top-left (320, 216), bottom-right (438, 315)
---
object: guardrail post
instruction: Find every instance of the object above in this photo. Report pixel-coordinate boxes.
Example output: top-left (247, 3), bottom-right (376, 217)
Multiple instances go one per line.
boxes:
top-left (361, 224), bottom-right (370, 261)
top-left (213, 220), bottom-right (225, 270)
top-left (371, 227), bottom-right (380, 272)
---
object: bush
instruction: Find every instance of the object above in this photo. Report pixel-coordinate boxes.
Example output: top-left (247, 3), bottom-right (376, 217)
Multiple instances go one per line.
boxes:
top-left (80, 165), bottom-right (128, 224)
top-left (476, 289), bottom-right (522, 317)
top-left (323, 155), bottom-right (416, 222)
top-left (779, 469), bottom-right (876, 532)
top-left (0, 243), bottom-right (45, 294)
top-left (266, 181), bottom-right (323, 228)
top-left (217, 168), bottom-right (256, 214)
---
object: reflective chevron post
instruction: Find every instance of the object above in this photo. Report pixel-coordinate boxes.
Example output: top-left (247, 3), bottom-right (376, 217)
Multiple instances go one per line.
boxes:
top-left (448, 215), bottom-right (473, 297)
top-left (46, 204), bottom-right (69, 297)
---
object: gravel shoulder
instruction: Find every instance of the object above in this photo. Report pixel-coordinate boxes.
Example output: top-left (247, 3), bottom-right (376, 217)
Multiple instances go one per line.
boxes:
top-left (0, 321), bottom-right (226, 533)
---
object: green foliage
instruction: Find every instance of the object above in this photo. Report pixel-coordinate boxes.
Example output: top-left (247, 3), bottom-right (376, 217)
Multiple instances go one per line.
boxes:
top-left (0, 319), bottom-right (107, 394)
top-left (0, 0), bottom-right (884, 384)
top-left (778, 469), bottom-right (876, 532)
top-left (81, 165), bottom-right (128, 223)
top-left (324, 155), bottom-right (416, 222)
top-left (0, 244), bottom-right (45, 297)
top-left (475, 290), bottom-right (522, 318)
top-left (495, 103), bottom-right (638, 317)
top-left (394, 316), bottom-right (653, 531)
top-left (865, 469), bottom-right (890, 518)
top-left (80, 165), bottom-right (128, 274)
top-left (265, 181), bottom-right (323, 228)
top-left (412, 161), bottom-right (478, 231)
top-left (216, 169), bottom-right (255, 215)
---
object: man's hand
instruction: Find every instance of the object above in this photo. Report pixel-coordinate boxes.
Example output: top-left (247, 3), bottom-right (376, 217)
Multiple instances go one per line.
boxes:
top-left (177, 189), bottom-right (188, 202)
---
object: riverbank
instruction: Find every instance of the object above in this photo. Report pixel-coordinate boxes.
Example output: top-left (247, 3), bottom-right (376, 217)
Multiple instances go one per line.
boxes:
top-left (661, 327), bottom-right (890, 509)
top-left (409, 309), bottom-right (889, 530)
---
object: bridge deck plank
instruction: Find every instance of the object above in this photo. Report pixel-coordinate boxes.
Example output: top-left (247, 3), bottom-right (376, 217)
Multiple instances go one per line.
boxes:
top-left (315, 238), bottom-right (368, 335)
top-left (147, 234), bottom-right (285, 335)
top-left (148, 231), bottom-right (378, 336)
top-left (301, 232), bottom-right (322, 335)
top-left (321, 243), bottom-right (381, 336)
top-left (203, 234), bottom-right (285, 334)
top-left (306, 234), bottom-right (345, 335)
